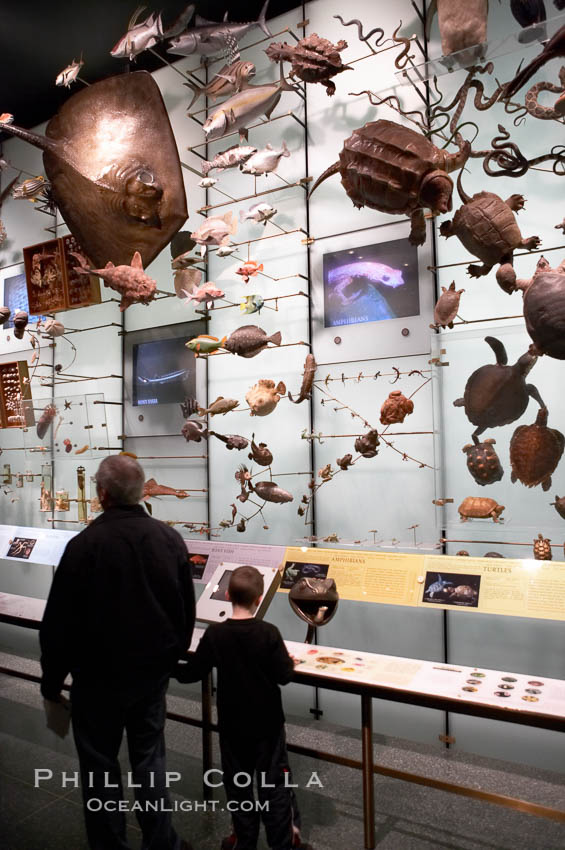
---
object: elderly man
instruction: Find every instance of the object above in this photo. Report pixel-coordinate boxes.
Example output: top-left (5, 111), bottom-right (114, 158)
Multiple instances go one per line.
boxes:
top-left (40, 455), bottom-right (195, 850)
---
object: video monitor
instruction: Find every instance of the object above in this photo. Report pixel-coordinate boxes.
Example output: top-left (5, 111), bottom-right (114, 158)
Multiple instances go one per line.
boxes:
top-left (210, 569), bottom-right (233, 601)
top-left (323, 237), bottom-right (419, 329)
top-left (132, 335), bottom-right (196, 407)
top-left (196, 562), bottom-right (282, 624)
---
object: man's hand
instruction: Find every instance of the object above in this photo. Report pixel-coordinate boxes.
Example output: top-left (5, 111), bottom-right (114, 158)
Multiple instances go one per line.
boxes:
top-left (43, 695), bottom-right (71, 738)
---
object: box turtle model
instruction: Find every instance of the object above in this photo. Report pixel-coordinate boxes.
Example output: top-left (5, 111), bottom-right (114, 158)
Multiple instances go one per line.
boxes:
top-left (462, 436), bottom-right (504, 486)
top-left (310, 119), bottom-right (470, 245)
top-left (440, 174), bottom-right (540, 286)
top-left (500, 255), bottom-right (565, 359)
top-left (458, 497), bottom-right (505, 522)
top-left (509, 407), bottom-right (564, 491)
top-left (453, 336), bottom-right (544, 438)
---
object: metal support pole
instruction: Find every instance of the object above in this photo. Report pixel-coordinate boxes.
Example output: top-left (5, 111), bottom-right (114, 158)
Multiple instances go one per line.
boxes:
top-left (202, 673), bottom-right (213, 800)
top-left (361, 694), bottom-right (375, 849)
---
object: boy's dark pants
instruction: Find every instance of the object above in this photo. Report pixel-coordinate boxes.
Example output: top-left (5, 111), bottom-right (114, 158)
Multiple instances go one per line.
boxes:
top-left (219, 726), bottom-right (299, 850)
top-left (71, 671), bottom-right (181, 850)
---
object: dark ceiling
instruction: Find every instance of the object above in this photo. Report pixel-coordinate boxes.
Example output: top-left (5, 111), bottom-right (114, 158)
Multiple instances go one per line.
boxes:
top-left (0, 0), bottom-right (302, 131)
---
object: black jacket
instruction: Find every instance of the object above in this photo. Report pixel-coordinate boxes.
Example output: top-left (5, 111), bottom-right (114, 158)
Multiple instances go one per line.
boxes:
top-left (176, 618), bottom-right (294, 740)
top-left (40, 504), bottom-right (195, 700)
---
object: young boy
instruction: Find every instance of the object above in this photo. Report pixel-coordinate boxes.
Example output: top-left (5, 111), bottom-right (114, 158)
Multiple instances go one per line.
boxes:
top-left (175, 565), bottom-right (313, 850)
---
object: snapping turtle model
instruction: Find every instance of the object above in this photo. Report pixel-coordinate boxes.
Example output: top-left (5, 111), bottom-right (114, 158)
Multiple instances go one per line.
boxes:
top-left (430, 281), bottom-right (465, 329)
top-left (462, 436), bottom-right (504, 486)
top-left (265, 33), bottom-right (352, 96)
top-left (551, 495), bottom-right (565, 520)
top-left (533, 533), bottom-right (552, 560)
top-left (453, 336), bottom-right (544, 438)
top-left (440, 174), bottom-right (541, 285)
top-left (458, 497), bottom-right (505, 522)
top-left (509, 407), bottom-right (564, 491)
top-left (310, 119), bottom-right (470, 246)
top-left (501, 256), bottom-right (565, 359)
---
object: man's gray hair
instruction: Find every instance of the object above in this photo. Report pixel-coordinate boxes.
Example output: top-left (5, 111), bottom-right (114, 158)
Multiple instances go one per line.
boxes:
top-left (95, 455), bottom-right (145, 506)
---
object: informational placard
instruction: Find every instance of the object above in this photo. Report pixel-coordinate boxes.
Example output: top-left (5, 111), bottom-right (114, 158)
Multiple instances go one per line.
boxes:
top-left (183, 539), bottom-right (287, 584)
top-left (287, 641), bottom-right (565, 720)
top-left (419, 555), bottom-right (565, 621)
top-left (0, 524), bottom-right (76, 566)
top-left (282, 546), bottom-right (425, 606)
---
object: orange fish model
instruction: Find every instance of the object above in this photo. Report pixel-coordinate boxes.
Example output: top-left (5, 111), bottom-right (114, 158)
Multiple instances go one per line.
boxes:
top-left (185, 334), bottom-right (227, 356)
top-left (142, 478), bottom-right (190, 499)
top-left (236, 260), bottom-right (263, 282)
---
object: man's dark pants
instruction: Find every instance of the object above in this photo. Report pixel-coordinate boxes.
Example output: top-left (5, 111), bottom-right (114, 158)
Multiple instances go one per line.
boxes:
top-left (219, 727), bottom-right (299, 850)
top-left (71, 671), bottom-right (180, 850)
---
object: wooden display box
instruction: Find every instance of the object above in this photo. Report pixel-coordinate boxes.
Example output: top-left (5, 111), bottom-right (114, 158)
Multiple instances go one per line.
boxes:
top-left (23, 236), bottom-right (101, 314)
top-left (0, 361), bottom-right (34, 429)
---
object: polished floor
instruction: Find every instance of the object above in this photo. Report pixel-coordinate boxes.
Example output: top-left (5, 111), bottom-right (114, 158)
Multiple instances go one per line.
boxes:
top-left (1, 666), bottom-right (564, 850)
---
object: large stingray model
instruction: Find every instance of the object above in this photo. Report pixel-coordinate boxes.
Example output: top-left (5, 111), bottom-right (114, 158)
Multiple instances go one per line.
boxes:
top-left (0, 72), bottom-right (187, 268)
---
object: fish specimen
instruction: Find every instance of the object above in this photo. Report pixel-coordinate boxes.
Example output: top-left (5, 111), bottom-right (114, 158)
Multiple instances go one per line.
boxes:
top-left (288, 353), bottom-right (317, 404)
top-left (180, 397), bottom-right (199, 418)
top-left (210, 432), bottom-right (249, 451)
top-left (12, 175), bottom-right (48, 202)
top-left (236, 260), bottom-right (263, 282)
top-left (431, 282), bottom-right (465, 330)
top-left (533, 533), bottom-right (552, 560)
top-left (426, 575), bottom-right (454, 598)
top-left (248, 436), bottom-right (273, 466)
top-left (191, 212), bottom-right (237, 256)
top-left (202, 66), bottom-right (298, 142)
top-left (0, 73), bottom-right (187, 268)
top-left (174, 269), bottom-right (199, 299)
top-left (37, 404), bottom-right (57, 439)
top-left (440, 177), bottom-right (541, 284)
top-left (380, 391), bottom-right (414, 425)
top-left (55, 57), bottom-right (84, 88)
top-left (336, 454), bottom-right (353, 470)
top-left (185, 334), bottom-right (227, 356)
top-left (198, 177), bottom-right (218, 189)
top-left (462, 437), bottom-right (504, 486)
top-left (216, 244), bottom-right (238, 258)
top-left (183, 280), bottom-right (225, 309)
top-left (185, 60), bottom-right (256, 111)
top-left (426, 0), bottom-right (488, 57)
top-left (453, 337), bottom-right (543, 438)
top-left (502, 256), bottom-right (565, 359)
top-left (224, 325), bottom-right (281, 358)
top-left (551, 495), bottom-right (565, 519)
top-left (240, 142), bottom-right (290, 176)
top-left (201, 144), bottom-right (257, 176)
top-left (310, 119), bottom-right (469, 246)
top-left (143, 478), bottom-right (190, 499)
top-left (72, 251), bottom-right (156, 311)
top-left (240, 203), bottom-right (277, 225)
top-left (181, 419), bottom-right (208, 442)
top-left (354, 430), bottom-right (380, 459)
top-left (510, 407), bottom-right (564, 490)
top-left (246, 379), bottom-right (286, 416)
top-left (42, 319), bottom-right (65, 337)
top-left (13, 311), bottom-right (28, 339)
top-left (197, 397), bottom-right (239, 416)
top-left (265, 33), bottom-right (352, 96)
top-left (458, 497), bottom-right (505, 522)
top-left (240, 294), bottom-right (264, 315)
top-left (504, 23), bottom-right (565, 98)
top-left (167, 1), bottom-right (272, 58)
top-left (0, 307), bottom-right (10, 324)
top-left (111, 4), bottom-right (195, 60)
top-left (252, 480), bottom-right (293, 503)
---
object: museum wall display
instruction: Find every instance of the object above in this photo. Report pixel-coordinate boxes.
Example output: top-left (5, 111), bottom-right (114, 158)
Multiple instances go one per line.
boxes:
top-left (0, 0), bottom-right (564, 774)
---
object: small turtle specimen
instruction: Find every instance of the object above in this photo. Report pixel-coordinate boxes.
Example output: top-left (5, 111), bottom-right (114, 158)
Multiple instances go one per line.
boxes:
top-left (501, 255), bottom-right (565, 360)
top-left (509, 407), bottom-right (564, 491)
top-left (310, 119), bottom-right (470, 246)
top-left (453, 336), bottom-right (544, 439)
top-left (430, 282), bottom-right (465, 330)
top-left (265, 33), bottom-right (352, 96)
top-left (380, 391), bottom-right (414, 425)
top-left (484, 551), bottom-right (505, 557)
top-left (458, 496), bottom-right (505, 522)
top-left (462, 436), bottom-right (504, 486)
top-left (550, 494), bottom-right (565, 519)
top-left (440, 174), bottom-right (541, 285)
top-left (533, 533), bottom-right (552, 560)
top-left (456, 550), bottom-right (469, 556)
